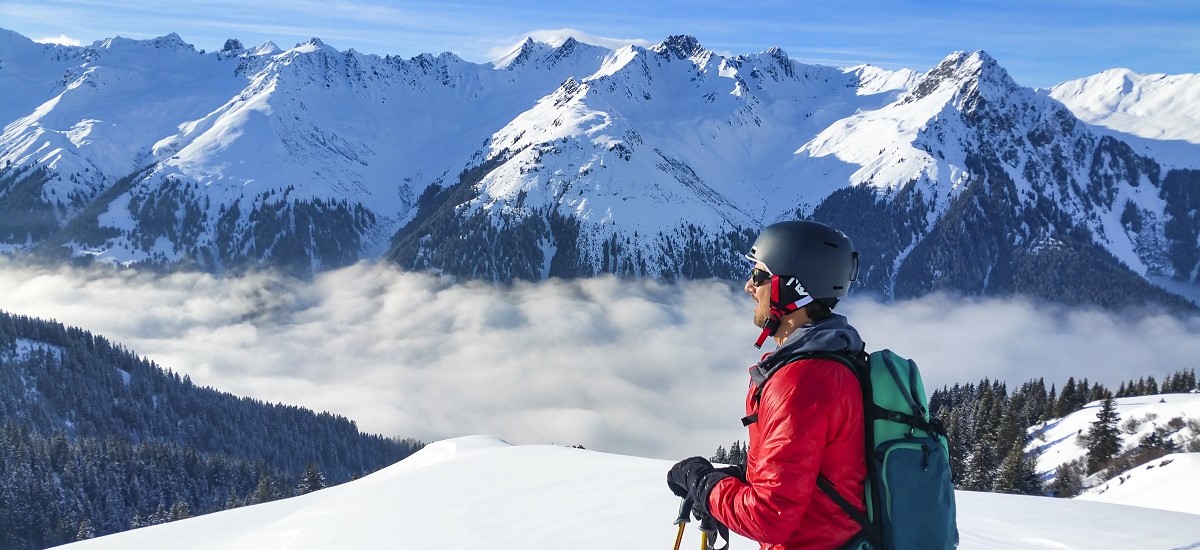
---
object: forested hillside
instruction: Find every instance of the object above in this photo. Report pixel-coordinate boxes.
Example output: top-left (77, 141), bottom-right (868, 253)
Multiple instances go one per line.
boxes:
top-left (0, 310), bottom-right (422, 549)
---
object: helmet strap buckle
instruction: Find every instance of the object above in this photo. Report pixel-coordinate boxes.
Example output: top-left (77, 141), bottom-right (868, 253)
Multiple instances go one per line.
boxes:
top-left (752, 275), bottom-right (814, 348)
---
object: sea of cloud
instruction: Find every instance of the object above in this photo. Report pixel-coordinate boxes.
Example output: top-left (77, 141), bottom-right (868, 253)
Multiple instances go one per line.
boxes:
top-left (2, 259), bottom-right (1198, 460)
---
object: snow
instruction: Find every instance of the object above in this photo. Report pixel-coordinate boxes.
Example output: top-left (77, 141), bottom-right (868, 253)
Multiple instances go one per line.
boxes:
top-left (1047, 68), bottom-right (1200, 168)
top-left (13, 336), bottom-right (65, 360)
top-left (57, 435), bottom-right (1200, 550)
top-left (1076, 453), bottom-right (1200, 515)
top-left (2, 30), bottom-right (1199, 295)
top-left (1047, 69), bottom-right (1200, 145)
top-left (1028, 393), bottom-right (1200, 514)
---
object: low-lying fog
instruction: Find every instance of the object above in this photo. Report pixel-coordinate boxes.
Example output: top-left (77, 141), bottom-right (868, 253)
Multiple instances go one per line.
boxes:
top-left (2, 260), bottom-right (1197, 459)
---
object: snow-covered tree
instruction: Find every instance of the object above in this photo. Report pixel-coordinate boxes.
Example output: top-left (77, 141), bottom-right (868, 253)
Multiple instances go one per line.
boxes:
top-left (994, 445), bottom-right (1042, 495)
top-left (1085, 396), bottom-right (1122, 474)
top-left (296, 464), bottom-right (327, 496)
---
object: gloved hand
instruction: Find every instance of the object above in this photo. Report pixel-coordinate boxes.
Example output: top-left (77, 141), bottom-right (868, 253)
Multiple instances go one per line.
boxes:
top-left (668, 457), bottom-right (733, 550)
top-left (667, 456), bottom-right (716, 499)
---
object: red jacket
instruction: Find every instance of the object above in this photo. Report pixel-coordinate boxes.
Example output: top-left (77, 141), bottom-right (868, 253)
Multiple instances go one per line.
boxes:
top-left (707, 356), bottom-right (866, 549)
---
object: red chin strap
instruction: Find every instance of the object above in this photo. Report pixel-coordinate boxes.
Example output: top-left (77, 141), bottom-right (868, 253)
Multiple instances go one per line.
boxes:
top-left (753, 275), bottom-right (814, 349)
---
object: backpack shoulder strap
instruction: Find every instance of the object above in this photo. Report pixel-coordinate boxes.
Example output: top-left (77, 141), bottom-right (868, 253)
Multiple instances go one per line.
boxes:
top-left (741, 349), bottom-right (866, 426)
top-left (811, 351), bottom-right (883, 548)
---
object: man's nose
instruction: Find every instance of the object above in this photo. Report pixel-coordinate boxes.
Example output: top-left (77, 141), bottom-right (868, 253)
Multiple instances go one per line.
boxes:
top-left (744, 278), bottom-right (756, 295)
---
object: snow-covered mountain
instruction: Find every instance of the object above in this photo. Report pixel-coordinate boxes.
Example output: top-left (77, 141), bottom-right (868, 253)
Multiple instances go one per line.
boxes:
top-left (2, 29), bottom-right (1198, 309)
top-left (56, 435), bottom-right (1200, 549)
top-left (1047, 69), bottom-right (1200, 168)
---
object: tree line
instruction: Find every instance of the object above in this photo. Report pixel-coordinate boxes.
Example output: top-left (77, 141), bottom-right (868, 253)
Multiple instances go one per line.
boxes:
top-left (0, 310), bottom-right (422, 549)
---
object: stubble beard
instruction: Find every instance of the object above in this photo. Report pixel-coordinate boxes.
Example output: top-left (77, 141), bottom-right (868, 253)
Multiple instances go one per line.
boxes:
top-left (753, 301), bottom-right (770, 328)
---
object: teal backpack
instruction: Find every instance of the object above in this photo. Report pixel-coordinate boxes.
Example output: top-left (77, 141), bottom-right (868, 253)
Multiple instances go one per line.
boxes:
top-left (746, 348), bottom-right (959, 550)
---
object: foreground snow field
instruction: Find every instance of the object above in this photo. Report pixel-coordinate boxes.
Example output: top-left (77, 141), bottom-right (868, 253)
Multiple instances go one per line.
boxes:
top-left (57, 436), bottom-right (1200, 550)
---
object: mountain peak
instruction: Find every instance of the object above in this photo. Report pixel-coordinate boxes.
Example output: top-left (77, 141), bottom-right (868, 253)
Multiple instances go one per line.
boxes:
top-left (652, 34), bottom-right (705, 60)
top-left (254, 41), bottom-right (282, 57)
top-left (292, 37), bottom-right (336, 54)
top-left (153, 33), bottom-right (190, 48)
top-left (94, 33), bottom-right (195, 53)
top-left (903, 49), bottom-right (1018, 103)
top-left (492, 37), bottom-right (549, 69)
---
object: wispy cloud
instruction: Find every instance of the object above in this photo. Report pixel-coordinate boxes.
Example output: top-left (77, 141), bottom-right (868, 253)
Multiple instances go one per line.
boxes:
top-left (1, 261), bottom-right (1198, 460)
top-left (34, 34), bottom-right (83, 46)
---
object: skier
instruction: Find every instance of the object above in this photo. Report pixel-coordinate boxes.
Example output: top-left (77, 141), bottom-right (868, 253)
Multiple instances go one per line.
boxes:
top-left (667, 220), bottom-right (869, 549)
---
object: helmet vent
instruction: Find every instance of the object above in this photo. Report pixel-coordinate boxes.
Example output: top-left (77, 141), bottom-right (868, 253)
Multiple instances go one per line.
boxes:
top-left (823, 241), bottom-right (839, 248)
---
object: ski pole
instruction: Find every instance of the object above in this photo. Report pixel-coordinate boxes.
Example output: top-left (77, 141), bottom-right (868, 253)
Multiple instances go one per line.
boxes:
top-left (698, 515), bottom-right (728, 550)
top-left (672, 497), bottom-right (693, 550)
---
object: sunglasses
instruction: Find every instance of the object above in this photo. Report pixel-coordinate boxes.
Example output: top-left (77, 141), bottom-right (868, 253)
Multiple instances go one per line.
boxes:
top-left (749, 267), bottom-right (772, 286)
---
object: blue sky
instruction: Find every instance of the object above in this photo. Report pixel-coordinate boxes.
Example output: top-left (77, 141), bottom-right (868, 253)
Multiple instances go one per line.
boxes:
top-left (2, 0), bottom-right (1197, 88)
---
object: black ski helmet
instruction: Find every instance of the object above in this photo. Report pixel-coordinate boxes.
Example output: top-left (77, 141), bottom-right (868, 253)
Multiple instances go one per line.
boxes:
top-left (746, 220), bottom-right (859, 300)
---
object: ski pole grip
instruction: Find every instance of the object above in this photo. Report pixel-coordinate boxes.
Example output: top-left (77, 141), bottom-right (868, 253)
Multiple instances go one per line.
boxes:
top-left (672, 498), bottom-right (694, 550)
top-left (674, 497), bottom-right (694, 525)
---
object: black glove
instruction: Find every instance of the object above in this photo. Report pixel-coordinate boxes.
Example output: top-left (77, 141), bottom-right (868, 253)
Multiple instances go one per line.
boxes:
top-left (667, 456), bottom-right (738, 521)
top-left (667, 456), bottom-right (715, 499)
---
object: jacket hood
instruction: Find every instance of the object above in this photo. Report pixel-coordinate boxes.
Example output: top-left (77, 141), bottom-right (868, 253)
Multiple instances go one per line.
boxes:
top-left (774, 313), bottom-right (864, 357)
top-left (749, 313), bottom-right (864, 385)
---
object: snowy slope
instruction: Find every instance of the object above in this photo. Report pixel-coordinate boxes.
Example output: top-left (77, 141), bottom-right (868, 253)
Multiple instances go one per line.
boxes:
top-left (1028, 393), bottom-right (1200, 513)
top-left (1076, 453), bottom-right (1200, 515)
top-left (1047, 69), bottom-right (1200, 168)
top-left (57, 435), bottom-right (1200, 550)
top-left (1047, 69), bottom-right (1200, 144)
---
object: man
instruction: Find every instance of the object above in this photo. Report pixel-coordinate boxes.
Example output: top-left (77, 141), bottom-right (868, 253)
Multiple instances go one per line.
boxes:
top-left (667, 220), bottom-right (869, 550)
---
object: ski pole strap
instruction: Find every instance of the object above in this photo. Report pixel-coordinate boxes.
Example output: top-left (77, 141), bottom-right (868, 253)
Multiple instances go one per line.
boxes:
top-left (674, 497), bottom-right (694, 526)
top-left (698, 515), bottom-right (730, 550)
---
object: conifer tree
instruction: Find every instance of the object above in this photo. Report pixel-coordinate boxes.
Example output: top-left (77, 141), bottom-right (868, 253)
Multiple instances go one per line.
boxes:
top-left (995, 401), bottom-right (1022, 462)
top-left (251, 473), bottom-right (285, 504)
top-left (1050, 462), bottom-right (1084, 498)
top-left (1085, 396), bottom-right (1122, 474)
top-left (1041, 384), bottom-right (1058, 422)
top-left (1058, 377), bottom-right (1078, 417)
top-left (944, 409), bottom-right (969, 481)
top-left (729, 441), bottom-right (747, 465)
top-left (963, 432), bottom-right (1000, 491)
top-left (170, 500), bottom-right (190, 521)
top-left (295, 463), bottom-right (327, 496)
top-left (75, 518), bottom-right (95, 541)
top-left (994, 445), bottom-right (1042, 495)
